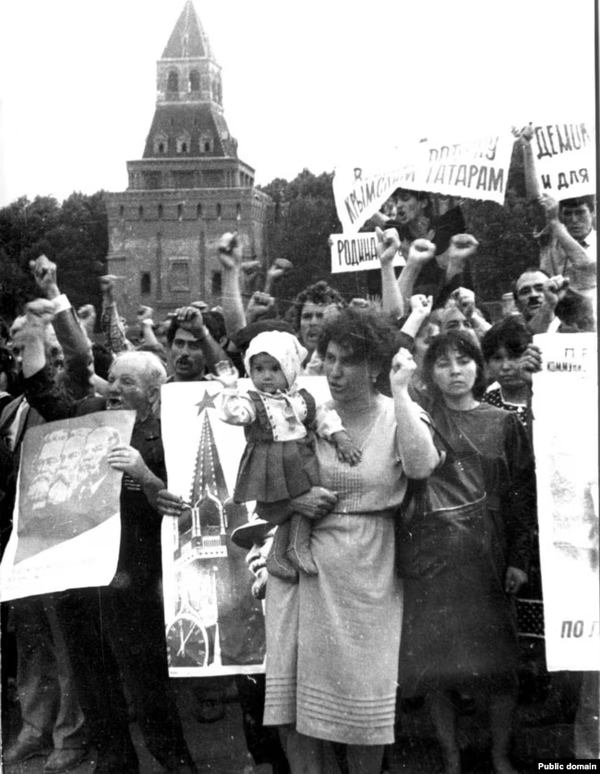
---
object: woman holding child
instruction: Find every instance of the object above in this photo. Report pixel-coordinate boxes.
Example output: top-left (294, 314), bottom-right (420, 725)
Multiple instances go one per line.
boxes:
top-left (259, 308), bottom-right (439, 774)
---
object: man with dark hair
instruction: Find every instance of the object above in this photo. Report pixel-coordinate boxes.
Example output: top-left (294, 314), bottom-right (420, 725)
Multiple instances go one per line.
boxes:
top-left (278, 281), bottom-right (344, 376)
top-left (512, 266), bottom-right (594, 334)
top-left (537, 193), bottom-right (596, 318)
top-left (165, 306), bottom-right (229, 382)
top-left (512, 268), bottom-right (550, 323)
top-left (286, 280), bottom-right (344, 356)
top-left (512, 266), bottom-right (572, 334)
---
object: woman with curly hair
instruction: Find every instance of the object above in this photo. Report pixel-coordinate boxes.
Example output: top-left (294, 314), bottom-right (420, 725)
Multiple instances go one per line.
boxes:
top-left (399, 330), bottom-right (536, 774)
top-left (259, 308), bottom-right (439, 774)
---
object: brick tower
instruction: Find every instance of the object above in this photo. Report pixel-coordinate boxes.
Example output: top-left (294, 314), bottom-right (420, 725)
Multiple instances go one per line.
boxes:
top-left (105, 1), bottom-right (271, 316)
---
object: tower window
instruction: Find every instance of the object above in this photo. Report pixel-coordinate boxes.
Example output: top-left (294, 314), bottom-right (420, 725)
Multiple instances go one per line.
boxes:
top-left (158, 204), bottom-right (163, 219)
top-left (196, 203), bottom-right (203, 218)
top-left (216, 203), bottom-right (222, 219)
top-left (176, 135), bottom-right (190, 154)
top-left (167, 70), bottom-right (179, 92)
top-left (200, 134), bottom-right (213, 153)
top-left (119, 205), bottom-right (124, 218)
top-left (138, 205), bottom-right (144, 219)
top-left (189, 69), bottom-right (200, 91)
top-left (140, 272), bottom-right (151, 295)
top-left (177, 203), bottom-right (183, 220)
top-left (236, 203), bottom-right (241, 221)
top-left (153, 133), bottom-right (168, 155)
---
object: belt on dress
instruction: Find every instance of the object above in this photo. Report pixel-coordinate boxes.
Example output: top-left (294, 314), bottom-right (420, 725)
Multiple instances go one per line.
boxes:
top-left (327, 508), bottom-right (396, 518)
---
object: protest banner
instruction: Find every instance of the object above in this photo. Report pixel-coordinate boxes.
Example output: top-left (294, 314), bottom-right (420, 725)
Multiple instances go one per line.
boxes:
top-left (332, 160), bottom-right (417, 235)
top-left (531, 120), bottom-right (596, 200)
top-left (0, 410), bottom-right (135, 602)
top-left (160, 378), bottom-right (331, 677)
top-left (329, 231), bottom-right (405, 274)
top-left (532, 333), bottom-right (599, 671)
top-left (333, 129), bottom-right (514, 233)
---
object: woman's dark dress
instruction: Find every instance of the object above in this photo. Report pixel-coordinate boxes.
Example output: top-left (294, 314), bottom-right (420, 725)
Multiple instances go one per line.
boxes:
top-left (398, 402), bottom-right (536, 693)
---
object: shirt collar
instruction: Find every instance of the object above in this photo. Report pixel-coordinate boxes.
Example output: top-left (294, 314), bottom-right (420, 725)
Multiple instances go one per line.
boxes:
top-left (578, 229), bottom-right (596, 249)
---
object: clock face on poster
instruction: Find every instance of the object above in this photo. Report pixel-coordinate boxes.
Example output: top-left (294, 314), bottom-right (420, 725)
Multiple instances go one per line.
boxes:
top-left (166, 614), bottom-right (209, 668)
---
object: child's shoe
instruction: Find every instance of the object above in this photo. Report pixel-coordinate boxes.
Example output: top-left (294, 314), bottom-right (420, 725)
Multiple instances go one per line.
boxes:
top-left (266, 523), bottom-right (299, 582)
top-left (286, 513), bottom-right (318, 576)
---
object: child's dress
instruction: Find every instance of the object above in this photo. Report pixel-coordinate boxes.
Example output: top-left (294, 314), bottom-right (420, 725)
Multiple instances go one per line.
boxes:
top-left (219, 387), bottom-right (344, 504)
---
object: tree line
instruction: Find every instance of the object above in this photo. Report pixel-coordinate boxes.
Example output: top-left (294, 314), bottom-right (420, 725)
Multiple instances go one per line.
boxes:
top-left (0, 192), bottom-right (108, 320)
top-left (0, 159), bottom-right (541, 322)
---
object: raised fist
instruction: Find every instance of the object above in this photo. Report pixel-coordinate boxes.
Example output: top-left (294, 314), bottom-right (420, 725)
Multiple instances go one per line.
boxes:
top-left (216, 232), bottom-right (243, 270)
top-left (407, 238), bottom-right (436, 265)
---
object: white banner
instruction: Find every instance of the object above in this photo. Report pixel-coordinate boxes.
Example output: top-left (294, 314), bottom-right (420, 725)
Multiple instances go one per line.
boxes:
top-left (332, 161), bottom-right (418, 235)
top-left (329, 231), bottom-right (405, 274)
top-left (532, 333), bottom-right (599, 671)
top-left (532, 120), bottom-right (596, 200)
top-left (160, 378), bottom-right (332, 677)
top-left (333, 129), bottom-right (514, 233)
top-left (0, 410), bottom-right (135, 602)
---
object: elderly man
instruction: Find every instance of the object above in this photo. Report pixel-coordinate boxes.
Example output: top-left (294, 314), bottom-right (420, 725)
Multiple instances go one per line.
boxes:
top-left (21, 317), bottom-right (197, 773)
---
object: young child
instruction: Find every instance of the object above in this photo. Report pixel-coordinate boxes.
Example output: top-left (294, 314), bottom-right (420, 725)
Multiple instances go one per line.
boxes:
top-left (218, 330), bottom-right (360, 581)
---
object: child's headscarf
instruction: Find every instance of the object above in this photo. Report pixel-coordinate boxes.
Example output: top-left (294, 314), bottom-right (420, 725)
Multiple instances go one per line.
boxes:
top-left (244, 331), bottom-right (307, 391)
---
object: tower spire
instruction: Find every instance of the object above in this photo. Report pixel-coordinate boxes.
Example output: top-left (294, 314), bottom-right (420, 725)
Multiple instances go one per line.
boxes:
top-left (156, 0), bottom-right (223, 110)
top-left (161, 0), bottom-right (213, 60)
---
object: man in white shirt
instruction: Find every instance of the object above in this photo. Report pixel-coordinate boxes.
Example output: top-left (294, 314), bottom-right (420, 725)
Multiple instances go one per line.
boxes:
top-left (538, 194), bottom-right (596, 320)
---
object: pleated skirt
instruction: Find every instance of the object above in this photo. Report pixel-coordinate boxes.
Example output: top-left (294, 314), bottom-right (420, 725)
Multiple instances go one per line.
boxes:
top-left (234, 437), bottom-right (319, 504)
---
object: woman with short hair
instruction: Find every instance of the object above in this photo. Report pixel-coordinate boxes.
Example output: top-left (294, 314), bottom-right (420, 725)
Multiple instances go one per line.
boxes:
top-left (260, 308), bottom-right (439, 774)
top-left (399, 330), bottom-right (536, 774)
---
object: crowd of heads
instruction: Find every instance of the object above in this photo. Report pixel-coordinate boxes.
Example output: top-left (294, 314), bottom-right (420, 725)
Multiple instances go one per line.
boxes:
top-left (0, 185), bottom-right (595, 442)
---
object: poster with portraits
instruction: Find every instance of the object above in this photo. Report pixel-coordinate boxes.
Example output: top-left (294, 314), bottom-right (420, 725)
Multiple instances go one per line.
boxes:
top-left (0, 410), bottom-right (135, 602)
top-left (160, 377), bottom-right (331, 677)
top-left (532, 333), bottom-right (599, 671)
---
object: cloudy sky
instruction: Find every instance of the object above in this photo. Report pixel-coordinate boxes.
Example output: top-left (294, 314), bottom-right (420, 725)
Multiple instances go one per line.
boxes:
top-left (0, 0), bottom-right (595, 206)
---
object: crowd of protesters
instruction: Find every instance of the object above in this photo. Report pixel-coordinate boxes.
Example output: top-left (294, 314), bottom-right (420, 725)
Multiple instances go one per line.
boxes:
top-left (0, 164), bottom-right (597, 774)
